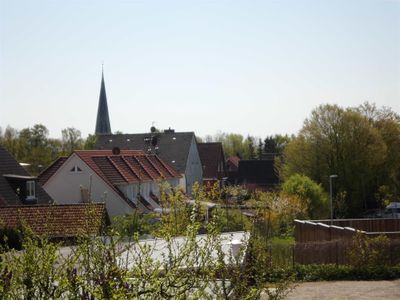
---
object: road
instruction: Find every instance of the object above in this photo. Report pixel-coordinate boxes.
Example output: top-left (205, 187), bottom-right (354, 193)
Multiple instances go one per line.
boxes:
top-left (280, 280), bottom-right (400, 300)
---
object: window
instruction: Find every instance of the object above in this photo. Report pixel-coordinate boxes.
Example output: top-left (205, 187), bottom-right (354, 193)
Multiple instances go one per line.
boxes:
top-left (70, 165), bottom-right (82, 173)
top-left (26, 181), bottom-right (36, 200)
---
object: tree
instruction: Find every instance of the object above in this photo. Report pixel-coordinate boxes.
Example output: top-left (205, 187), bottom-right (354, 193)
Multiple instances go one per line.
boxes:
top-left (1, 126), bottom-right (19, 158)
top-left (213, 132), bottom-right (257, 159)
top-left (83, 134), bottom-right (97, 150)
top-left (282, 174), bottom-right (328, 219)
top-left (281, 104), bottom-right (393, 216)
top-left (61, 127), bottom-right (83, 155)
top-left (257, 138), bottom-right (263, 160)
top-left (245, 135), bottom-right (256, 159)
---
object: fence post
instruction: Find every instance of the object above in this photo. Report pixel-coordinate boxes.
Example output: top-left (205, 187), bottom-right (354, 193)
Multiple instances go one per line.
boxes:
top-left (335, 241), bottom-right (339, 266)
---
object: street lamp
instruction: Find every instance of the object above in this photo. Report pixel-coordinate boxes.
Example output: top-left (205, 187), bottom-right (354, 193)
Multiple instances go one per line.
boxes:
top-left (330, 175), bottom-right (338, 225)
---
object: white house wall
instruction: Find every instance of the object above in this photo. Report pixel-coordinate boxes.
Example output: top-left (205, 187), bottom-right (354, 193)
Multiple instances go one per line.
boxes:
top-left (118, 179), bottom-right (180, 209)
top-left (43, 154), bottom-right (134, 217)
top-left (185, 136), bottom-right (203, 195)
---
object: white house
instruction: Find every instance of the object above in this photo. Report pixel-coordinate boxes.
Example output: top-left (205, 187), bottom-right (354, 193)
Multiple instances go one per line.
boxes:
top-left (95, 129), bottom-right (203, 195)
top-left (39, 149), bottom-right (181, 216)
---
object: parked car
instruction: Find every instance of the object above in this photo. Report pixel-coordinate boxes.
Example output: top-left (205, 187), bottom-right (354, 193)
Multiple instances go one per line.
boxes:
top-left (383, 202), bottom-right (400, 219)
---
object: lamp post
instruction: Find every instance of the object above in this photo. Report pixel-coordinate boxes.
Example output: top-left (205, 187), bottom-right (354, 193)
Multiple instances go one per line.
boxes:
top-left (330, 175), bottom-right (338, 225)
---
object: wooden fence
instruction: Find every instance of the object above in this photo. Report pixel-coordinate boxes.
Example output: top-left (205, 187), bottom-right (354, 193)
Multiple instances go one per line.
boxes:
top-left (293, 239), bottom-right (400, 265)
top-left (294, 218), bottom-right (400, 243)
top-left (294, 218), bottom-right (400, 265)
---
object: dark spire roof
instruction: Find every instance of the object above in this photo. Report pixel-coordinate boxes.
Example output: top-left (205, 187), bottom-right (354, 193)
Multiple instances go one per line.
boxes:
top-left (95, 70), bottom-right (112, 135)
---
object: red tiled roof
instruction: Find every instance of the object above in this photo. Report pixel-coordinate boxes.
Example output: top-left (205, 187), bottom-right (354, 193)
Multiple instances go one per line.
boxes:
top-left (74, 150), bottom-right (180, 186)
top-left (198, 143), bottom-right (226, 180)
top-left (37, 150), bottom-right (180, 212)
top-left (38, 156), bottom-right (68, 186)
top-left (0, 203), bottom-right (109, 237)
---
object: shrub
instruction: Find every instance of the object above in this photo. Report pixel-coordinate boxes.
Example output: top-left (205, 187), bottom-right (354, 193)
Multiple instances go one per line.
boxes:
top-left (282, 174), bottom-right (328, 218)
top-left (347, 233), bottom-right (391, 268)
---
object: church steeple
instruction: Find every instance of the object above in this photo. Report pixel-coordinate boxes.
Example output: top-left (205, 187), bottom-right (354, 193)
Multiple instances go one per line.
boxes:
top-left (95, 68), bottom-right (112, 135)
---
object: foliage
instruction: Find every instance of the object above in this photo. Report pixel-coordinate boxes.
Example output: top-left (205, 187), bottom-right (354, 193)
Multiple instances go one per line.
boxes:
top-left (252, 191), bottom-right (308, 237)
top-left (0, 227), bottom-right (23, 251)
top-left (0, 186), bottom-right (295, 299)
top-left (61, 127), bottom-right (83, 155)
top-left (0, 124), bottom-right (95, 175)
top-left (282, 174), bottom-right (328, 219)
top-left (347, 233), bottom-right (391, 268)
top-left (206, 132), bottom-right (258, 159)
top-left (293, 264), bottom-right (400, 281)
top-left (281, 103), bottom-right (400, 217)
top-left (221, 185), bottom-right (250, 204)
top-left (213, 208), bottom-right (251, 232)
top-left (111, 211), bottom-right (159, 237)
top-left (263, 134), bottom-right (292, 155)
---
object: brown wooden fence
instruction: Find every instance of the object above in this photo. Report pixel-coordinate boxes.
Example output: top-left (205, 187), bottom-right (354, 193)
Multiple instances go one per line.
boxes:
top-left (309, 218), bottom-right (400, 233)
top-left (294, 218), bottom-right (400, 265)
top-left (294, 239), bottom-right (400, 265)
top-left (295, 218), bottom-right (400, 243)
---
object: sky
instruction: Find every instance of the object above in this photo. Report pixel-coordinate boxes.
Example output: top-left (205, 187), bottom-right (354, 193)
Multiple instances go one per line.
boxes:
top-left (1, 0), bottom-right (399, 140)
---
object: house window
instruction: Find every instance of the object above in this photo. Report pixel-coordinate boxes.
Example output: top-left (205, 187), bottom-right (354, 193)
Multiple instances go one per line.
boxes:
top-left (70, 166), bottom-right (82, 173)
top-left (26, 181), bottom-right (36, 200)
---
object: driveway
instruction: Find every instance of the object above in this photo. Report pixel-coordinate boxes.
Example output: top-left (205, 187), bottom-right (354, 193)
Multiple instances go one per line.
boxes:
top-left (281, 280), bottom-right (400, 300)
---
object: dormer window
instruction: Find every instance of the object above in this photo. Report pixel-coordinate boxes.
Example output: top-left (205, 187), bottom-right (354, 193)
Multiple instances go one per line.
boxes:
top-left (26, 180), bottom-right (35, 200)
top-left (70, 166), bottom-right (82, 173)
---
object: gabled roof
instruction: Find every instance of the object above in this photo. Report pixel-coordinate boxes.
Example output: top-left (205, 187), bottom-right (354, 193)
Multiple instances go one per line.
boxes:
top-left (95, 71), bottom-right (112, 135)
top-left (197, 142), bottom-right (225, 180)
top-left (0, 203), bottom-right (109, 238)
top-left (0, 145), bottom-right (53, 206)
top-left (94, 131), bottom-right (197, 174)
top-left (38, 150), bottom-right (180, 211)
top-left (74, 150), bottom-right (180, 186)
top-left (38, 156), bottom-right (68, 186)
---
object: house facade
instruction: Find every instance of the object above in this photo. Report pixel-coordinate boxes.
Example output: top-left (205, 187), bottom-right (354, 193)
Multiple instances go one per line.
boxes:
top-left (39, 149), bottom-right (180, 216)
top-left (95, 130), bottom-right (203, 195)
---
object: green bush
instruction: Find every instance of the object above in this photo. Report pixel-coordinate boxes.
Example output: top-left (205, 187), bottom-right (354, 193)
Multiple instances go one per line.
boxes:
top-left (293, 264), bottom-right (400, 281)
top-left (347, 233), bottom-right (391, 268)
top-left (282, 174), bottom-right (328, 219)
top-left (263, 264), bottom-right (400, 282)
top-left (0, 227), bottom-right (23, 251)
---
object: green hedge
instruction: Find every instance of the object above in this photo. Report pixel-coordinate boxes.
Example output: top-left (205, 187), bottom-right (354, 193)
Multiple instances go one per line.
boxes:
top-left (264, 264), bottom-right (400, 282)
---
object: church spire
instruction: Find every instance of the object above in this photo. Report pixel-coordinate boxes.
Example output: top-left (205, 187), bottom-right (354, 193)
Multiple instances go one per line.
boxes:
top-left (95, 68), bottom-right (112, 135)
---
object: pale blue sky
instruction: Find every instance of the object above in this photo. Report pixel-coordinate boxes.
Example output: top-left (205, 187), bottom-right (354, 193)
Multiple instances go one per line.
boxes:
top-left (1, 0), bottom-right (399, 139)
